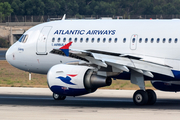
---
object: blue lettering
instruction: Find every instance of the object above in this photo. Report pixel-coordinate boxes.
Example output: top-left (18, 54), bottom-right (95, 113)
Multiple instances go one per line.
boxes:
top-left (69, 30), bottom-right (75, 35)
top-left (59, 30), bottom-right (62, 34)
top-left (54, 30), bottom-right (58, 35)
top-left (53, 43), bottom-right (64, 46)
top-left (80, 30), bottom-right (85, 35)
top-left (111, 30), bottom-right (116, 35)
top-left (65, 30), bottom-right (70, 35)
top-left (75, 30), bottom-right (80, 35)
top-left (54, 30), bottom-right (116, 35)
top-left (97, 30), bottom-right (104, 35)
top-left (103, 30), bottom-right (108, 35)
top-left (86, 30), bottom-right (91, 35)
top-left (61, 30), bottom-right (66, 35)
top-left (93, 30), bottom-right (97, 35)
top-left (18, 48), bottom-right (24, 51)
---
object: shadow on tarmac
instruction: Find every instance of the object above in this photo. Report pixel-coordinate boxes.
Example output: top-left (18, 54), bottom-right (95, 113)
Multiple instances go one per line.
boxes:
top-left (0, 94), bottom-right (179, 110)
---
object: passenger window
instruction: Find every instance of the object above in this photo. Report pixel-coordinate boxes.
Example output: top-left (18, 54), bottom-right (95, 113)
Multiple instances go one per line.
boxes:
top-left (63, 38), bottom-right (66, 42)
top-left (103, 38), bottom-right (106, 43)
top-left (123, 38), bottom-right (126, 43)
top-left (145, 38), bottom-right (148, 43)
top-left (92, 38), bottom-right (94, 43)
top-left (157, 38), bottom-right (160, 43)
top-left (74, 38), bottom-right (77, 42)
top-left (132, 38), bottom-right (135, 43)
top-left (58, 38), bottom-right (60, 42)
top-left (139, 38), bottom-right (142, 43)
top-left (97, 38), bottom-right (100, 43)
top-left (69, 38), bottom-right (72, 42)
top-left (163, 38), bottom-right (166, 43)
top-left (114, 38), bottom-right (118, 43)
top-left (151, 38), bottom-right (154, 43)
top-left (86, 38), bottom-right (89, 43)
top-left (52, 37), bottom-right (55, 42)
top-left (175, 38), bottom-right (178, 43)
top-left (109, 38), bottom-right (112, 43)
top-left (169, 38), bottom-right (172, 43)
top-left (80, 38), bottom-right (83, 42)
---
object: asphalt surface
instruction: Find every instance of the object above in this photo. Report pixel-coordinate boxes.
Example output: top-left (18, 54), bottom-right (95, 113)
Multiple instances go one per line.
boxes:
top-left (0, 50), bottom-right (6, 60)
top-left (0, 87), bottom-right (180, 120)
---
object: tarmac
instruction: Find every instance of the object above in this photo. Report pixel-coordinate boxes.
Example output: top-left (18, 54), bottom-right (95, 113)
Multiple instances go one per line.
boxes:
top-left (0, 87), bottom-right (180, 120)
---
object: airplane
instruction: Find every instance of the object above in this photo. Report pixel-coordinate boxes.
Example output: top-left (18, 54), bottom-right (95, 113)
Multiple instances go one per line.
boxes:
top-left (5, 17), bottom-right (180, 105)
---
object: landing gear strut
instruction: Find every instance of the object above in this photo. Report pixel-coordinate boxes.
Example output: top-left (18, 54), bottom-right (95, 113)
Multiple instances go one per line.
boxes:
top-left (131, 70), bottom-right (157, 105)
top-left (53, 93), bottom-right (66, 100)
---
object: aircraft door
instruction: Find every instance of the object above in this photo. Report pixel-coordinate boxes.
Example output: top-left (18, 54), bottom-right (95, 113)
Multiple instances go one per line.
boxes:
top-left (36, 26), bottom-right (52, 55)
top-left (130, 34), bottom-right (138, 50)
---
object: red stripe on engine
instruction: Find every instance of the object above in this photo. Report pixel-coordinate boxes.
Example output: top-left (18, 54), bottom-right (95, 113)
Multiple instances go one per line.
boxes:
top-left (67, 74), bottom-right (77, 77)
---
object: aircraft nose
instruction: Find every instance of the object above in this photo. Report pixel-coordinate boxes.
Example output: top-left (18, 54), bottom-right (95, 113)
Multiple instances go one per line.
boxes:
top-left (6, 45), bottom-right (16, 64)
top-left (6, 47), bottom-right (12, 63)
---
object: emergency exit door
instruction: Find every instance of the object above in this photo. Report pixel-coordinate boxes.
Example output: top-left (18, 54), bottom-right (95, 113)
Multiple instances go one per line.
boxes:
top-left (130, 34), bottom-right (138, 50)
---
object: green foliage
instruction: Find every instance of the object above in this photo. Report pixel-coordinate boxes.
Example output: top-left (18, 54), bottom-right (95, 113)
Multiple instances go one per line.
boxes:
top-left (0, 2), bottom-right (13, 20)
top-left (11, 0), bottom-right (24, 15)
top-left (23, 0), bottom-right (45, 15)
top-left (3, 0), bottom-right (180, 16)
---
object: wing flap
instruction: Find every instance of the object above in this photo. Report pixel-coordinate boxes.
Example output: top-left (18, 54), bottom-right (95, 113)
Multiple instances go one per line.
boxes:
top-left (83, 52), bottom-right (174, 77)
top-left (131, 59), bottom-right (174, 77)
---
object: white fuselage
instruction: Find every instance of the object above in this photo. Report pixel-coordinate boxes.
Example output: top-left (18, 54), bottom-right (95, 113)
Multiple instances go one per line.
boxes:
top-left (6, 19), bottom-right (180, 74)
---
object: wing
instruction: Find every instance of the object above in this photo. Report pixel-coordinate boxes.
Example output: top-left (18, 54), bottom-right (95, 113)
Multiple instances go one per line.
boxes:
top-left (50, 48), bottom-right (174, 78)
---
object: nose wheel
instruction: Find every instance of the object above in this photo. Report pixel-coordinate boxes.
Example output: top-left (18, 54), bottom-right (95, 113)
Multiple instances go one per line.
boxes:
top-left (133, 89), bottom-right (156, 105)
top-left (53, 93), bottom-right (66, 100)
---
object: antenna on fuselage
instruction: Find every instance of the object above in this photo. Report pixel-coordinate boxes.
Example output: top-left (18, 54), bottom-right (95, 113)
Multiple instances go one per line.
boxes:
top-left (62, 14), bottom-right (66, 20)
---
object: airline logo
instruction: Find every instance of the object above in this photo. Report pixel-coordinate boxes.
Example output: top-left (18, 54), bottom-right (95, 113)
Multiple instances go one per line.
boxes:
top-left (57, 74), bottom-right (77, 85)
top-left (59, 41), bottom-right (72, 56)
top-left (54, 30), bottom-right (116, 35)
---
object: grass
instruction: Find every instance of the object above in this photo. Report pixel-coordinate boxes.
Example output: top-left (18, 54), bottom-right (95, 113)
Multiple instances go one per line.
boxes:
top-left (0, 60), bottom-right (47, 87)
top-left (0, 60), bottom-right (155, 90)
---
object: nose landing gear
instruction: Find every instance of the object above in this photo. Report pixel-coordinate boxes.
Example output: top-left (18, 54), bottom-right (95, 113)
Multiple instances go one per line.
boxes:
top-left (53, 93), bottom-right (66, 100)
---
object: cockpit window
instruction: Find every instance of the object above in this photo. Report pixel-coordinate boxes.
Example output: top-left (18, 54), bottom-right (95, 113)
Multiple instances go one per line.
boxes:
top-left (18, 35), bottom-right (24, 42)
top-left (18, 34), bottom-right (28, 43)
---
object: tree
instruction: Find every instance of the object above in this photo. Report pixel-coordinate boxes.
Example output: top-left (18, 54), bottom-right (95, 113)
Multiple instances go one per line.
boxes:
top-left (0, 2), bottom-right (13, 21)
top-left (11, 0), bottom-right (24, 15)
top-left (44, 0), bottom-right (61, 15)
top-left (66, 0), bottom-right (79, 16)
top-left (23, 0), bottom-right (45, 15)
top-left (4, 0), bottom-right (180, 17)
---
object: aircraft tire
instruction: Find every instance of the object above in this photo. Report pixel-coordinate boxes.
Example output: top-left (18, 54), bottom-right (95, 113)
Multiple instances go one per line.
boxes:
top-left (133, 90), bottom-right (148, 105)
top-left (53, 93), bottom-right (66, 100)
top-left (146, 89), bottom-right (156, 105)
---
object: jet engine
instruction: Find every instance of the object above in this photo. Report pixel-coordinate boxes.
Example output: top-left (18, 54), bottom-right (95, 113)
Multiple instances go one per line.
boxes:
top-left (151, 81), bottom-right (180, 92)
top-left (47, 64), bottom-right (112, 96)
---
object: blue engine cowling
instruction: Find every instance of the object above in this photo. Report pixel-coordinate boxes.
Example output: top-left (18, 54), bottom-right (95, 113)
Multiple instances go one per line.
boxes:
top-left (47, 64), bottom-right (112, 96)
top-left (151, 81), bottom-right (180, 92)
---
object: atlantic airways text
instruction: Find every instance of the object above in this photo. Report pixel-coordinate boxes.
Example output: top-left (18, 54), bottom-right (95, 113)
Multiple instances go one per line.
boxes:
top-left (54, 30), bottom-right (116, 35)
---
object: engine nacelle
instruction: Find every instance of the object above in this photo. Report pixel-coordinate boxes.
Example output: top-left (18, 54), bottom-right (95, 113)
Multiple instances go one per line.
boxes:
top-left (151, 81), bottom-right (180, 92)
top-left (47, 64), bottom-right (112, 96)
